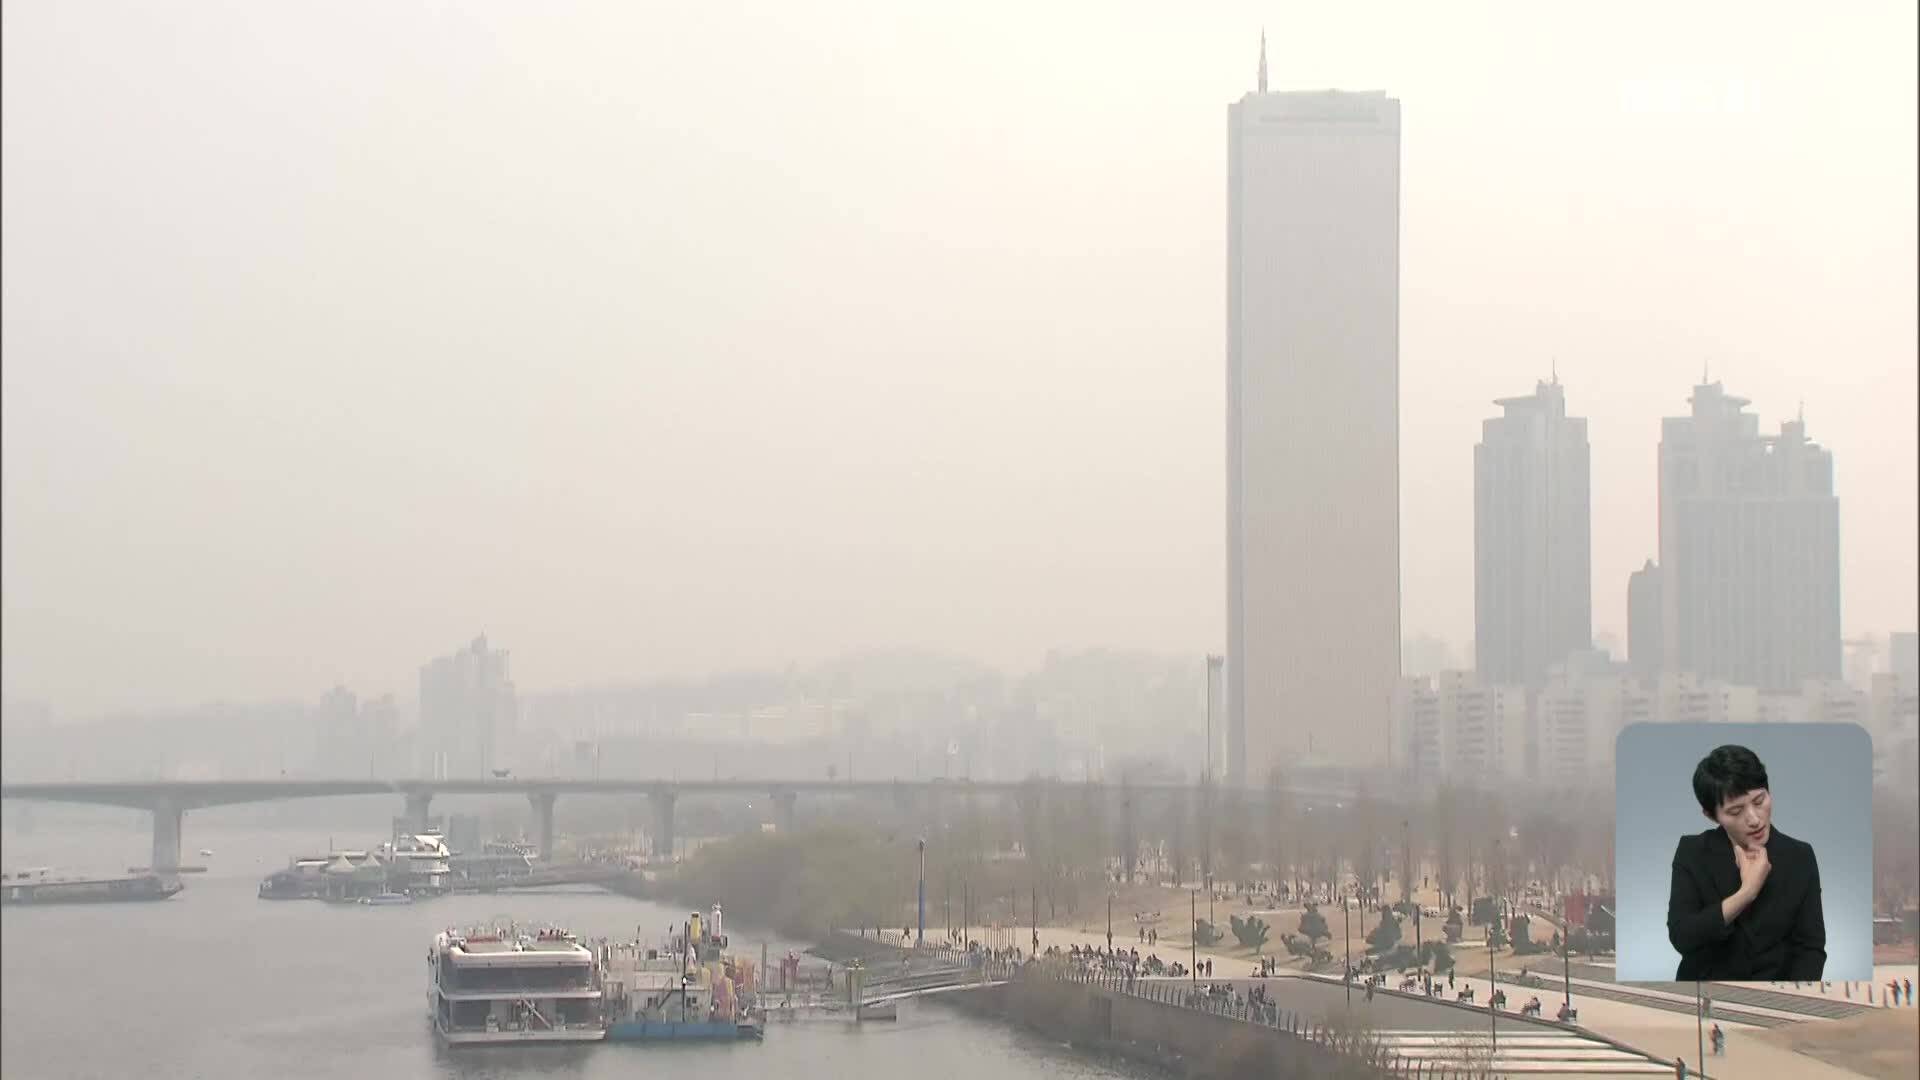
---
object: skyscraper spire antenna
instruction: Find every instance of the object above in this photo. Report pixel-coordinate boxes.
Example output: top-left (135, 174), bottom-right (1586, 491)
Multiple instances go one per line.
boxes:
top-left (1257, 29), bottom-right (1268, 93)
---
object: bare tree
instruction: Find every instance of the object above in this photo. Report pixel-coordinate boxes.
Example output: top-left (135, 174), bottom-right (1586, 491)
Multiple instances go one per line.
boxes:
top-left (1432, 785), bottom-right (1461, 910)
top-left (1076, 779), bottom-right (1108, 884)
top-left (1535, 816), bottom-right (1576, 898)
top-left (1166, 784), bottom-right (1192, 888)
top-left (1349, 783), bottom-right (1384, 902)
top-left (1198, 771), bottom-right (1217, 891)
top-left (1218, 785), bottom-right (1251, 890)
top-left (1265, 766), bottom-right (1290, 895)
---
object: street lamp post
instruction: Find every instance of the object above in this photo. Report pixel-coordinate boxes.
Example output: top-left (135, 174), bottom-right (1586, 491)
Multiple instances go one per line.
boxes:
top-left (1563, 918), bottom-right (1573, 1017)
top-left (1343, 885), bottom-right (1353, 1011)
top-left (916, 838), bottom-right (926, 947)
top-left (1402, 818), bottom-right (1413, 908)
top-left (1490, 837), bottom-right (1501, 1054)
top-left (1190, 889), bottom-right (1197, 985)
top-left (1696, 981), bottom-right (1705, 1076)
top-left (1107, 891), bottom-right (1114, 954)
top-left (1404, 818), bottom-right (1422, 989)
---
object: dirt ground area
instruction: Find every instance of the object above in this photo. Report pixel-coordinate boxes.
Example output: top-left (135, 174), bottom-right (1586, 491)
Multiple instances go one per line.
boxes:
top-left (1754, 1008), bottom-right (1920, 1080)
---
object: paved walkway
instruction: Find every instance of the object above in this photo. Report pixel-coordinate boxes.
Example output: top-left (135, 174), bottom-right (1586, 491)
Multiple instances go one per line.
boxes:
top-left (1374, 1031), bottom-right (1678, 1076)
top-left (1568, 958), bottom-right (1916, 1016)
top-left (930, 922), bottom-right (1916, 1077)
top-left (1440, 969), bottom-right (1885, 1080)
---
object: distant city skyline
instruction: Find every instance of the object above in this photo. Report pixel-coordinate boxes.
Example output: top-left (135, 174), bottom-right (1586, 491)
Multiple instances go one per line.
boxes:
top-left (3, 5), bottom-right (1913, 714)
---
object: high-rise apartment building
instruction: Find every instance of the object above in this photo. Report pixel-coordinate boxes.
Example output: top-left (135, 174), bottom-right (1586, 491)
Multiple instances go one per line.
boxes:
top-left (419, 635), bottom-right (518, 779)
top-left (1475, 378), bottom-right (1591, 688)
top-left (1226, 41), bottom-right (1401, 780)
top-left (1627, 560), bottom-right (1664, 687)
top-left (1658, 382), bottom-right (1841, 692)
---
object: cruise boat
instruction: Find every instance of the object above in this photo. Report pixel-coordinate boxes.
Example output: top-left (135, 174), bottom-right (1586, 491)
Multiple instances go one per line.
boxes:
top-left (449, 840), bottom-right (537, 890)
top-left (259, 849), bottom-right (390, 901)
top-left (2, 867), bottom-right (184, 905)
top-left (384, 834), bottom-right (452, 896)
top-left (428, 925), bottom-right (605, 1045)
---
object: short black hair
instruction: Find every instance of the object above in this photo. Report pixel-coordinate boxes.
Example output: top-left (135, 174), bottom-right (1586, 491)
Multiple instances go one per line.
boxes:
top-left (1691, 745), bottom-right (1770, 817)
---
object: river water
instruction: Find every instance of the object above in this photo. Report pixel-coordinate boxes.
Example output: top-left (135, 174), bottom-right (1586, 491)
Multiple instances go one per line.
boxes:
top-left (1, 819), bottom-right (1149, 1080)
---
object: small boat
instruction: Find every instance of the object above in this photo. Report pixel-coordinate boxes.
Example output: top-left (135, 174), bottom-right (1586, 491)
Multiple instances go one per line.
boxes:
top-left (4, 868), bottom-right (184, 905)
top-left (359, 892), bottom-right (414, 905)
top-left (199, 849), bottom-right (215, 857)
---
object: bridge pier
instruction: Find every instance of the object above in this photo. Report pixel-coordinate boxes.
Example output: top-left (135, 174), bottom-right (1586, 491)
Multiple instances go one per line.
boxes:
top-left (771, 789), bottom-right (797, 833)
top-left (650, 790), bottom-right (676, 862)
top-left (528, 792), bottom-right (557, 863)
top-left (403, 792), bottom-right (433, 835)
top-left (149, 800), bottom-right (183, 874)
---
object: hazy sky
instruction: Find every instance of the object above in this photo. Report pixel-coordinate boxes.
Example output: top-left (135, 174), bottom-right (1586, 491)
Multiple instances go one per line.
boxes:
top-left (4, 1), bottom-right (1914, 715)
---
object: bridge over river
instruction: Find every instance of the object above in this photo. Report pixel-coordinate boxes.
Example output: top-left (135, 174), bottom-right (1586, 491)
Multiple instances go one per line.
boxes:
top-left (0, 774), bottom-right (1359, 875)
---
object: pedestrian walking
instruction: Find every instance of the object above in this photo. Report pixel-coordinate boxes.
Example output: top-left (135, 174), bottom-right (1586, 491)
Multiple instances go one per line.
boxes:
top-left (1711, 1023), bottom-right (1724, 1055)
top-left (1905, 978), bottom-right (1913, 1006)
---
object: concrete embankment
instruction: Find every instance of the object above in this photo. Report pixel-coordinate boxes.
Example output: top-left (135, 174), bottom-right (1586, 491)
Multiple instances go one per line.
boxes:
top-left (940, 975), bottom-right (1390, 1080)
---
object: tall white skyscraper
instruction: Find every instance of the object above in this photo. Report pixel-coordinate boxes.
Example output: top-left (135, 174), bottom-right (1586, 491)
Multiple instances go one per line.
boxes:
top-left (1226, 40), bottom-right (1402, 781)
top-left (1475, 378), bottom-right (1592, 689)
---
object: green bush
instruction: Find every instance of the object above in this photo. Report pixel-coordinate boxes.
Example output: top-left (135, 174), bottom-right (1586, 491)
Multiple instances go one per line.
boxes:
top-left (1568, 927), bottom-right (1615, 957)
top-left (1365, 910), bottom-right (1401, 954)
top-left (1509, 914), bottom-right (1545, 954)
top-left (1417, 940), bottom-right (1452, 972)
top-left (1377, 944), bottom-right (1417, 971)
top-left (1298, 904), bottom-right (1331, 943)
top-left (1230, 914), bottom-right (1271, 952)
top-left (1194, 919), bottom-right (1223, 947)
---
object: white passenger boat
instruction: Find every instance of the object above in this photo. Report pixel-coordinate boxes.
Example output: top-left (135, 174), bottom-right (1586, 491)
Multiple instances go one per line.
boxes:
top-left (385, 834), bottom-right (452, 896)
top-left (428, 925), bottom-right (605, 1045)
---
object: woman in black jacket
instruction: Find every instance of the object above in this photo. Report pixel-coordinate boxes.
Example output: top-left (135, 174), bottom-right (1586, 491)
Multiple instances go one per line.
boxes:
top-left (1666, 745), bottom-right (1825, 980)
